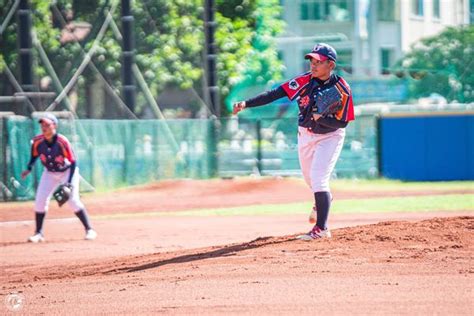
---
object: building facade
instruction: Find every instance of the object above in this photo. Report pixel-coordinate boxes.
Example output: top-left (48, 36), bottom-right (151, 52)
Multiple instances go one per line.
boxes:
top-left (277, 0), bottom-right (471, 79)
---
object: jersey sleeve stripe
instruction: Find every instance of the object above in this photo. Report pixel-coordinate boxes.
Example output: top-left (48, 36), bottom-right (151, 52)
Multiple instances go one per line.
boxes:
top-left (337, 77), bottom-right (351, 94)
top-left (335, 77), bottom-right (355, 122)
top-left (31, 135), bottom-right (44, 157)
top-left (57, 135), bottom-right (76, 162)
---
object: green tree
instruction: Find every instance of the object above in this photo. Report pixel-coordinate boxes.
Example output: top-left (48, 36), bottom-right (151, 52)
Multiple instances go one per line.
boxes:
top-left (400, 25), bottom-right (474, 102)
top-left (216, 0), bottom-right (284, 108)
top-left (0, 0), bottom-right (62, 83)
top-left (0, 0), bottom-right (284, 116)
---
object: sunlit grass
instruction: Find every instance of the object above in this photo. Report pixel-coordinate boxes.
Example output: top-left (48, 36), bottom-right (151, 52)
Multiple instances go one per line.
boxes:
top-left (95, 194), bottom-right (473, 220)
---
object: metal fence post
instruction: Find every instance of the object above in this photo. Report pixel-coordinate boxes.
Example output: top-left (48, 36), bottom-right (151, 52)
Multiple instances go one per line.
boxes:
top-left (89, 125), bottom-right (96, 187)
top-left (1, 117), bottom-right (7, 201)
top-left (208, 117), bottom-right (219, 178)
top-left (256, 119), bottom-right (262, 175)
top-left (153, 121), bottom-right (160, 180)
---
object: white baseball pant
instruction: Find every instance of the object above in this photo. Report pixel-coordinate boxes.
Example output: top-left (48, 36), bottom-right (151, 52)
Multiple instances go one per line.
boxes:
top-left (34, 168), bottom-right (84, 213)
top-left (297, 126), bottom-right (345, 192)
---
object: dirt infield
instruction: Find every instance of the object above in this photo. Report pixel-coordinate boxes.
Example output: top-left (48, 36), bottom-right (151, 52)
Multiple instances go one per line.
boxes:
top-left (1, 216), bottom-right (473, 314)
top-left (1, 178), bottom-right (473, 314)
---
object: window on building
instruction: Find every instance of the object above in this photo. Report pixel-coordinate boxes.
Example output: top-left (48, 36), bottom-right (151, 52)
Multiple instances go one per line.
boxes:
top-left (433, 0), bottom-right (441, 19)
top-left (277, 50), bottom-right (284, 63)
top-left (471, 0), bottom-right (474, 24)
top-left (381, 48), bottom-right (394, 75)
top-left (471, 2), bottom-right (474, 24)
top-left (335, 49), bottom-right (353, 75)
top-left (411, 0), bottom-right (424, 16)
top-left (300, 0), bottom-right (351, 22)
top-left (301, 2), bottom-right (309, 20)
top-left (378, 0), bottom-right (399, 21)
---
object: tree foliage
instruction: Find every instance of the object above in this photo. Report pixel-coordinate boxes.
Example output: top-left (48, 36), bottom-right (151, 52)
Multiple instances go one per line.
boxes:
top-left (0, 0), bottom-right (284, 116)
top-left (400, 25), bottom-right (474, 103)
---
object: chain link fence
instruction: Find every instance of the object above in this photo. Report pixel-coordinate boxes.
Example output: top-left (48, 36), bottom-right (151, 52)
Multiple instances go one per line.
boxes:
top-left (1, 115), bottom-right (378, 201)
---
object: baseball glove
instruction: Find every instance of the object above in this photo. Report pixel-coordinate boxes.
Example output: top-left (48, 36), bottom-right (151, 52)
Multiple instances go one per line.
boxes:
top-left (53, 184), bottom-right (72, 207)
top-left (312, 86), bottom-right (343, 116)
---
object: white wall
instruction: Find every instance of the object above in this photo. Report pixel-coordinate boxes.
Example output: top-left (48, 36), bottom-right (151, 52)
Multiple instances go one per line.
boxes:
top-left (400, 0), bottom-right (469, 52)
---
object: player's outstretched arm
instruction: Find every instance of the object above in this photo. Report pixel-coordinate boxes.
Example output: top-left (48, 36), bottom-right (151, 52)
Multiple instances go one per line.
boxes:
top-left (23, 137), bottom-right (40, 179)
top-left (22, 152), bottom-right (38, 179)
top-left (233, 86), bottom-right (287, 115)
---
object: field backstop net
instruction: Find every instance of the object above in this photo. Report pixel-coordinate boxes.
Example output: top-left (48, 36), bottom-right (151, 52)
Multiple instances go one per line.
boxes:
top-left (1, 115), bottom-right (377, 201)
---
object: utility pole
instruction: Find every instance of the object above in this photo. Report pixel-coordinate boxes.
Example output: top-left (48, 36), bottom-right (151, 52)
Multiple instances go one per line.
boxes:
top-left (368, 0), bottom-right (380, 77)
top-left (17, 0), bottom-right (34, 92)
top-left (121, 0), bottom-right (136, 113)
top-left (204, 0), bottom-right (220, 117)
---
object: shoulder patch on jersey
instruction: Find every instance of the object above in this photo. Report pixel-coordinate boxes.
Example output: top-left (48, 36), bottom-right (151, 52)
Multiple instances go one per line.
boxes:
top-left (288, 80), bottom-right (299, 90)
top-left (280, 72), bottom-right (312, 101)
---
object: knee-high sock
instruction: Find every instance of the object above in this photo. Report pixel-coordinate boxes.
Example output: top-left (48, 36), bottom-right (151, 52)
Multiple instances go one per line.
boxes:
top-left (75, 209), bottom-right (92, 231)
top-left (314, 191), bottom-right (331, 230)
top-left (35, 212), bottom-right (46, 234)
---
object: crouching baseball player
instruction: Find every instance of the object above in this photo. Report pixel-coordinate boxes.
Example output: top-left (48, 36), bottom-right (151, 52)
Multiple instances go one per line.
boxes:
top-left (233, 43), bottom-right (355, 240)
top-left (21, 113), bottom-right (97, 242)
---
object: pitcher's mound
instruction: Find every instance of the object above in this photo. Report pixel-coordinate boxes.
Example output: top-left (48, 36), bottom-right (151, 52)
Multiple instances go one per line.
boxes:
top-left (106, 215), bottom-right (474, 275)
top-left (12, 216), bottom-right (473, 279)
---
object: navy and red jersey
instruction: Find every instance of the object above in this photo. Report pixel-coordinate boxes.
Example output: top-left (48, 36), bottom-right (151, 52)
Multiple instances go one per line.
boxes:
top-left (244, 72), bottom-right (355, 134)
top-left (280, 72), bottom-right (354, 133)
top-left (28, 134), bottom-right (76, 172)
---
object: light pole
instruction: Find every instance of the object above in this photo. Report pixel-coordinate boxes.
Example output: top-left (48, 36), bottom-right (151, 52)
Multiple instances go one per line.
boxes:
top-left (204, 0), bottom-right (220, 117)
top-left (17, 0), bottom-right (34, 92)
top-left (121, 0), bottom-right (136, 113)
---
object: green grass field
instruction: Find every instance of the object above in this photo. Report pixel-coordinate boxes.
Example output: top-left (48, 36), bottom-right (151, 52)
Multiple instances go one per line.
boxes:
top-left (175, 194), bottom-right (473, 217)
top-left (329, 179), bottom-right (473, 191)
top-left (91, 178), bottom-right (473, 195)
top-left (96, 193), bottom-right (473, 220)
top-left (93, 179), bottom-right (474, 220)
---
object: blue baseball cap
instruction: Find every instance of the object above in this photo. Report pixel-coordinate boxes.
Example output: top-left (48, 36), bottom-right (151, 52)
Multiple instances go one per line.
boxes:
top-left (38, 113), bottom-right (58, 126)
top-left (305, 43), bottom-right (337, 62)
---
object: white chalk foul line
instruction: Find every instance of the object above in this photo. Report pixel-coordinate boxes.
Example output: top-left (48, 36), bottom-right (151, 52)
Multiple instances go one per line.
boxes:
top-left (0, 217), bottom-right (78, 227)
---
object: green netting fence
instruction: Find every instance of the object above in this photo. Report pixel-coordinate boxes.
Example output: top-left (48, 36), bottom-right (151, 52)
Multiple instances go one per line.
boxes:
top-left (0, 115), bottom-right (377, 201)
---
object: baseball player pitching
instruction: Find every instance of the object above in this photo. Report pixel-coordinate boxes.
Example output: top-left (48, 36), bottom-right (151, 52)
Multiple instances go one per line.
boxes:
top-left (20, 113), bottom-right (97, 242)
top-left (233, 43), bottom-right (354, 240)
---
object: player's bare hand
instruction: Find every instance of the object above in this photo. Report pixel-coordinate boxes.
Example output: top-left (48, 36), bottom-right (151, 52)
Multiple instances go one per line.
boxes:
top-left (21, 170), bottom-right (31, 179)
top-left (233, 101), bottom-right (246, 115)
top-left (312, 113), bottom-right (322, 121)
